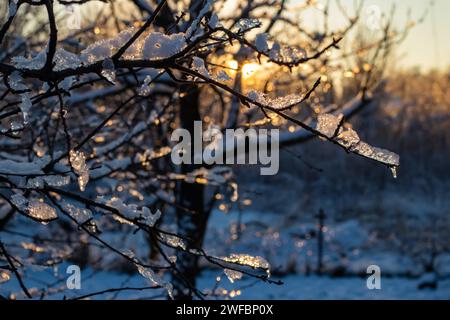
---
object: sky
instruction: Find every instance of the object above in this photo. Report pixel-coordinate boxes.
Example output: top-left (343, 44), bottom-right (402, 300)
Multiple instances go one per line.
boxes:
top-left (308, 0), bottom-right (450, 71)
top-left (6, 0), bottom-right (448, 71)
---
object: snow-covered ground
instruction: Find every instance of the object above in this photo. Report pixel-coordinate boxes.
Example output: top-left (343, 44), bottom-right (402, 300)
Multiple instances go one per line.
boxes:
top-left (2, 265), bottom-right (449, 300)
top-left (1, 208), bottom-right (449, 300)
top-left (197, 272), bottom-right (450, 300)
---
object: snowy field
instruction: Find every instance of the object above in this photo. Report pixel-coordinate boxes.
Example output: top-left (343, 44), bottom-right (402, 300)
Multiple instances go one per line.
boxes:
top-left (2, 265), bottom-right (449, 300)
top-left (1, 209), bottom-right (449, 300)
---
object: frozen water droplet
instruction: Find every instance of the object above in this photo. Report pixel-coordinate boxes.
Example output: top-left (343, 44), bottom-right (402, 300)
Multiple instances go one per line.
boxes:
top-left (390, 166), bottom-right (397, 179)
top-left (101, 59), bottom-right (116, 84)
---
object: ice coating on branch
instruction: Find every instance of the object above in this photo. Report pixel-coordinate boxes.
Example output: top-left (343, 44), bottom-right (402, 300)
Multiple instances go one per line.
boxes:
top-left (235, 18), bottom-right (261, 31)
top-left (185, 0), bottom-right (213, 39)
top-left (53, 49), bottom-right (82, 71)
top-left (7, 71), bottom-right (27, 91)
top-left (8, 0), bottom-right (18, 18)
top-left (316, 113), bottom-right (343, 138)
top-left (69, 150), bottom-right (89, 192)
top-left (336, 127), bottom-right (360, 149)
top-left (136, 146), bottom-right (172, 168)
top-left (61, 201), bottom-right (93, 224)
top-left (81, 41), bottom-right (113, 64)
top-left (143, 32), bottom-right (186, 60)
top-left (11, 194), bottom-right (57, 223)
top-left (184, 167), bottom-right (233, 185)
top-left (81, 28), bottom-right (135, 64)
top-left (12, 50), bottom-right (46, 70)
top-left (208, 13), bottom-right (220, 29)
top-left (28, 201), bottom-right (58, 222)
top-left (137, 75), bottom-right (153, 96)
top-left (215, 70), bottom-right (232, 82)
top-left (73, 28), bottom-right (186, 65)
top-left (20, 93), bottom-right (32, 124)
top-left (159, 233), bottom-right (186, 250)
top-left (99, 196), bottom-right (161, 227)
top-left (125, 251), bottom-right (173, 298)
top-left (141, 208), bottom-right (161, 227)
top-left (101, 58), bottom-right (116, 84)
top-left (221, 253), bottom-right (270, 270)
top-left (268, 42), bottom-right (305, 64)
top-left (224, 269), bottom-right (243, 283)
top-left (137, 265), bottom-right (174, 299)
top-left (192, 57), bottom-right (210, 77)
top-left (60, 76), bottom-right (76, 91)
top-left (314, 113), bottom-right (400, 174)
top-left (0, 156), bottom-right (50, 175)
top-left (255, 33), bottom-right (269, 52)
top-left (9, 121), bottom-right (23, 135)
top-left (247, 90), bottom-right (303, 110)
top-left (352, 142), bottom-right (400, 168)
top-left (13, 48), bottom-right (82, 71)
top-left (269, 42), bottom-right (281, 61)
top-left (26, 175), bottom-right (70, 189)
top-left (11, 193), bottom-right (28, 211)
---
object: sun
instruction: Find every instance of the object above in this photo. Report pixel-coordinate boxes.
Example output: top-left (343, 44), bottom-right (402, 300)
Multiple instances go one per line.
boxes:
top-left (242, 62), bottom-right (261, 78)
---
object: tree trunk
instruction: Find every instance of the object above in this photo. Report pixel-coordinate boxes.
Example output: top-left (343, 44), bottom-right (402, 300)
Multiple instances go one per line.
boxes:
top-left (172, 85), bottom-right (209, 299)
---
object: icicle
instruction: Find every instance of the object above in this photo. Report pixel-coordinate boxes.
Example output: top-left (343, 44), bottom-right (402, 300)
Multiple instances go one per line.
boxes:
top-left (69, 150), bottom-right (90, 191)
top-left (390, 166), bottom-right (398, 179)
top-left (20, 93), bottom-right (32, 124)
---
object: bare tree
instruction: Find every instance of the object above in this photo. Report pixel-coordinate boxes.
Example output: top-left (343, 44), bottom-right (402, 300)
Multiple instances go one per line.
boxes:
top-left (0, 0), bottom-right (411, 300)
